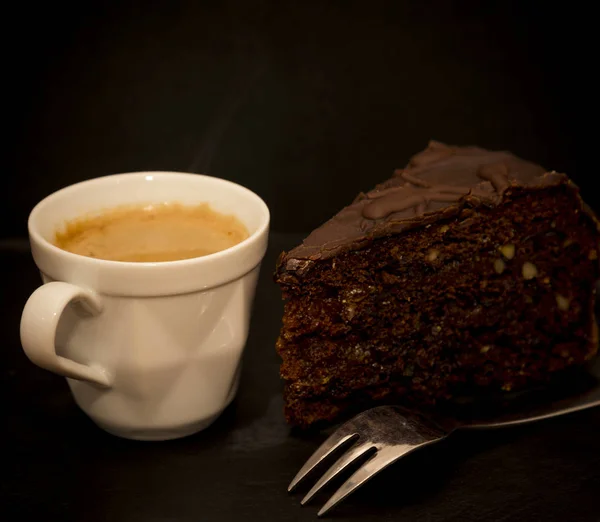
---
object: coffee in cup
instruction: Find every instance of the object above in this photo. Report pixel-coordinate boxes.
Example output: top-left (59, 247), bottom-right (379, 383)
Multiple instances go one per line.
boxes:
top-left (54, 202), bottom-right (249, 262)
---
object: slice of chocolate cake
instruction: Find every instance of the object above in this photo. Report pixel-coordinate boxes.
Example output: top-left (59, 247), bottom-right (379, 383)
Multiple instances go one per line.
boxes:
top-left (275, 141), bottom-right (600, 428)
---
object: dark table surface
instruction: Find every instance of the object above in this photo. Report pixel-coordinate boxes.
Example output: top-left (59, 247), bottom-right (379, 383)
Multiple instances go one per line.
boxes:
top-left (1, 233), bottom-right (599, 522)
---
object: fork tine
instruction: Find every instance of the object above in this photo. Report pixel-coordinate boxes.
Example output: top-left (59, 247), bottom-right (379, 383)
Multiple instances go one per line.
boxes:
top-left (316, 446), bottom-right (407, 517)
top-left (288, 431), bottom-right (359, 492)
top-left (301, 442), bottom-right (375, 505)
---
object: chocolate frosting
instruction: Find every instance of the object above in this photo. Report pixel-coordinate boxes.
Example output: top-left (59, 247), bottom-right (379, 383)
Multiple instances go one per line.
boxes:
top-left (279, 141), bottom-right (567, 274)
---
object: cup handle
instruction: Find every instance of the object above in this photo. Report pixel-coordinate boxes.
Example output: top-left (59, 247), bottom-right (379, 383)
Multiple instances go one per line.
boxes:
top-left (20, 281), bottom-right (112, 388)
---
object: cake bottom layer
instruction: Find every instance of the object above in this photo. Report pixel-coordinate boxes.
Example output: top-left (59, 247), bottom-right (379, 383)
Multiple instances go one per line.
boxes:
top-left (276, 186), bottom-right (600, 427)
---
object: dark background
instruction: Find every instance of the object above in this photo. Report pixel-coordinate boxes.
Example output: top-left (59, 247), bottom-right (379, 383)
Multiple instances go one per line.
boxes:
top-left (4, 0), bottom-right (580, 239)
top-left (3, 2), bottom-right (594, 522)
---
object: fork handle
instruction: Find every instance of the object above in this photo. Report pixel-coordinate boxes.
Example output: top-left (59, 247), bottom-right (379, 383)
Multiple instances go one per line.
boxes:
top-left (464, 385), bottom-right (600, 430)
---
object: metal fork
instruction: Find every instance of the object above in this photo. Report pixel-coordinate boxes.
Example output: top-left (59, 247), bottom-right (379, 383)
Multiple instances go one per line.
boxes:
top-left (288, 376), bottom-right (600, 516)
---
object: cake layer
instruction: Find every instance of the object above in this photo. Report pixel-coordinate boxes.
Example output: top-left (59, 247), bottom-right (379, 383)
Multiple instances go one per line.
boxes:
top-left (280, 141), bottom-right (563, 274)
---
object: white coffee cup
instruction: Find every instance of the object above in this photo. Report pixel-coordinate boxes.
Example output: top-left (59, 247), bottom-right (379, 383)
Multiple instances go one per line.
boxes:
top-left (20, 172), bottom-right (269, 441)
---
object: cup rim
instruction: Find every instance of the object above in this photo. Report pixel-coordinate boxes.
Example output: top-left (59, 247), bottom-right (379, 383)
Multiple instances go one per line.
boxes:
top-left (28, 171), bottom-right (270, 269)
